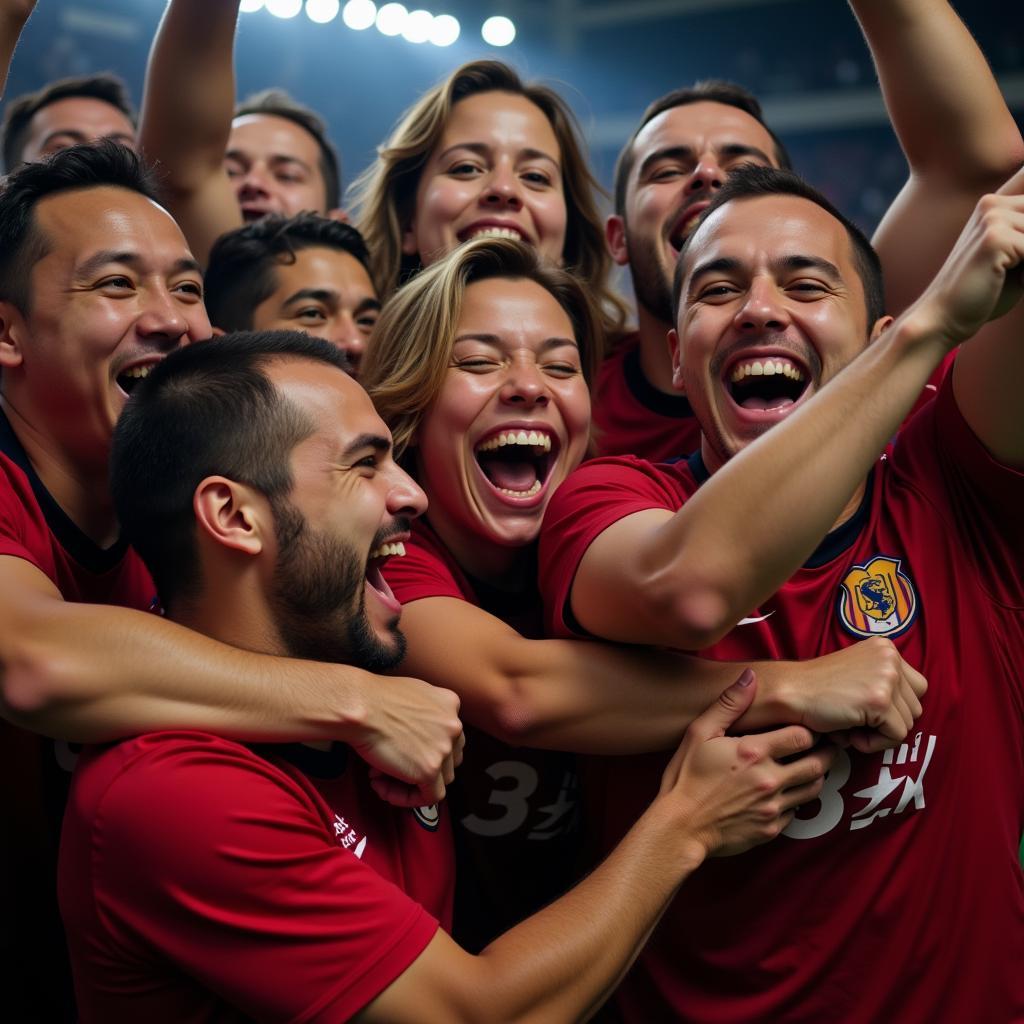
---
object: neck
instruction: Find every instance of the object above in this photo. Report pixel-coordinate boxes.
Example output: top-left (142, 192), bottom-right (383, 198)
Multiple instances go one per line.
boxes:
top-left (635, 303), bottom-right (678, 394)
top-left (1, 395), bottom-right (119, 547)
top-left (426, 515), bottom-right (531, 592)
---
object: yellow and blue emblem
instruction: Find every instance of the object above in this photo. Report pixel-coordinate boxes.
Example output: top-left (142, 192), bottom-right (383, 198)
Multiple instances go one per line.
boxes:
top-left (838, 554), bottom-right (917, 639)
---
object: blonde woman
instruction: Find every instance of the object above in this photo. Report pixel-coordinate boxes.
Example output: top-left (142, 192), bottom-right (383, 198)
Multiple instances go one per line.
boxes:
top-left (362, 237), bottom-right (926, 950)
top-left (349, 60), bottom-right (627, 337)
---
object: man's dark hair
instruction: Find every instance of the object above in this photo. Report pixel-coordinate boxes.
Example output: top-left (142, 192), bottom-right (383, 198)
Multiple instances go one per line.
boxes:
top-left (110, 331), bottom-right (349, 609)
top-left (0, 140), bottom-right (159, 315)
top-left (204, 213), bottom-right (371, 331)
top-left (234, 89), bottom-right (341, 210)
top-left (671, 165), bottom-right (885, 328)
top-left (2, 72), bottom-right (136, 172)
top-left (613, 80), bottom-right (793, 216)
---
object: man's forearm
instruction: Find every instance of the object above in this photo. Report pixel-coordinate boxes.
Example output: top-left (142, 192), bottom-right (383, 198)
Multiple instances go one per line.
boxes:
top-left (0, 2), bottom-right (35, 99)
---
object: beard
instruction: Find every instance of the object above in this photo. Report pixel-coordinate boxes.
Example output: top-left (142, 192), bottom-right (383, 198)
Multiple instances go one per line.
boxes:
top-left (627, 230), bottom-right (675, 326)
top-left (269, 498), bottom-right (405, 673)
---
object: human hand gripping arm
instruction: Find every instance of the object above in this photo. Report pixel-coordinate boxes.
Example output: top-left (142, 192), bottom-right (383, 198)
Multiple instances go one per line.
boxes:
top-left (138, 0), bottom-right (243, 266)
top-left (0, 0), bottom-right (36, 100)
top-left (572, 184), bottom-right (1024, 650)
top-left (849, 0), bottom-right (1024, 314)
top-left (0, 556), bottom-right (463, 806)
top-left (399, 596), bottom-right (925, 755)
top-left (356, 671), bottom-right (834, 1024)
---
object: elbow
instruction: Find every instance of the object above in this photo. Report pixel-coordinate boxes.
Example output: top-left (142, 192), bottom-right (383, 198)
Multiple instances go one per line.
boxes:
top-left (0, 634), bottom-right (69, 730)
top-left (488, 680), bottom-right (546, 747)
top-left (644, 567), bottom-right (738, 650)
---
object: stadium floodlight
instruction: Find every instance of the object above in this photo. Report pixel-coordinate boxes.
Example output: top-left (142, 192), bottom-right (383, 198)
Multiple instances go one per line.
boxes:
top-left (239, 0), bottom-right (265, 11)
top-left (429, 13), bottom-right (459, 46)
top-left (342, 0), bottom-right (377, 29)
top-left (402, 9), bottom-right (433, 43)
top-left (306, 0), bottom-right (340, 23)
top-left (376, 2), bottom-right (408, 35)
top-left (481, 15), bottom-right (515, 46)
top-left (266, 0), bottom-right (303, 17)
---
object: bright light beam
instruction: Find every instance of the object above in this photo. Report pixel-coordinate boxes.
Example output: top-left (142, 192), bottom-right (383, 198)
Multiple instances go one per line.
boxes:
top-left (429, 13), bottom-right (459, 46)
top-left (306, 0), bottom-right (340, 23)
top-left (402, 9), bottom-right (433, 43)
top-left (266, 0), bottom-right (303, 17)
top-left (342, 0), bottom-right (377, 30)
top-left (376, 2), bottom-right (408, 35)
top-left (481, 15), bottom-right (515, 46)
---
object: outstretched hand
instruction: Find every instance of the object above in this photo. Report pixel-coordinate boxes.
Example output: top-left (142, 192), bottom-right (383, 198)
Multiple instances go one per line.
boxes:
top-left (660, 670), bottom-right (836, 858)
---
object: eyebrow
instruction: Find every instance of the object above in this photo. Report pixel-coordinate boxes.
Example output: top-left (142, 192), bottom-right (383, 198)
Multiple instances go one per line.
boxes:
top-left (342, 433), bottom-right (391, 460)
top-left (687, 253), bottom-right (844, 293)
top-left (453, 332), bottom-right (579, 351)
top-left (74, 250), bottom-right (202, 280)
top-left (436, 141), bottom-right (560, 166)
top-left (638, 141), bottom-right (774, 180)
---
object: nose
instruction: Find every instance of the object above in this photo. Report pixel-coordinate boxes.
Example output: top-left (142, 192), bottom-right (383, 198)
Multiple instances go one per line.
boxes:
top-left (482, 163), bottom-right (523, 210)
top-left (332, 314), bottom-right (367, 372)
top-left (236, 165), bottom-right (272, 200)
top-left (733, 277), bottom-right (790, 334)
top-left (135, 288), bottom-right (193, 350)
top-left (499, 359), bottom-right (549, 407)
top-left (386, 465), bottom-right (428, 520)
top-left (686, 152), bottom-right (725, 196)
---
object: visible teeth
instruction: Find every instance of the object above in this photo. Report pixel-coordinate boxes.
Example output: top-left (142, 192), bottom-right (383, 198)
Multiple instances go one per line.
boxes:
top-left (121, 365), bottom-right (153, 379)
top-left (469, 227), bottom-right (524, 241)
top-left (729, 359), bottom-right (806, 383)
top-left (368, 541), bottom-right (406, 560)
top-left (475, 430), bottom-right (553, 452)
top-left (496, 480), bottom-right (543, 498)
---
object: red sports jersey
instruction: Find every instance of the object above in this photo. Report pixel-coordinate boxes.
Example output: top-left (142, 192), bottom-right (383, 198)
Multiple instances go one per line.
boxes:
top-left (0, 410), bottom-right (157, 1022)
top-left (591, 331), bottom-right (700, 460)
top-left (59, 731), bottom-right (453, 1023)
top-left (383, 520), bottom-right (582, 951)
top-left (539, 377), bottom-right (1024, 1023)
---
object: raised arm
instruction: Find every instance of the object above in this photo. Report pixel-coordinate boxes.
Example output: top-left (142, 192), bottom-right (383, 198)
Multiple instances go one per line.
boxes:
top-left (571, 186), bottom-right (1019, 649)
top-left (138, 0), bottom-right (243, 265)
top-left (0, 1), bottom-right (36, 100)
top-left (399, 597), bottom-right (925, 755)
top-left (851, 0), bottom-right (1024, 313)
top-left (359, 675), bottom-right (834, 1024)
top-left (0, 555), bottom-right (463, 805)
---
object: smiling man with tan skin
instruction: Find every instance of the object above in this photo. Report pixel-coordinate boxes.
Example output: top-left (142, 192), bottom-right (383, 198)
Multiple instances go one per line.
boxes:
top-left (57, 329), bottom-right (833, 1024)
top-left (140, 0), bottom-right (344, 266)
top-left (205, 213), bottom-right (381, 375)
top-left (540, 163), bottom-right (1024, 1022)
top-left (0, 142), bottom-right (462, 1022)
top-left (598, 0), bottom-right (1024, 462)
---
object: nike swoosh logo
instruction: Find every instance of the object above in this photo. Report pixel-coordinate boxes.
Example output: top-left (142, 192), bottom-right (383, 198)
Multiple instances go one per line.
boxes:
top-left (737, 611), bottom-right (776, 625)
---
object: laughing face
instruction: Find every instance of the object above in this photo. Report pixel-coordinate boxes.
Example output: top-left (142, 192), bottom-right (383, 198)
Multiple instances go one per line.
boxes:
top-left (0, 186), bottom-right (210, 468)
top-left (263, 359), bottom-right (427, 667)
top-left (673, 193), bottom-right (883, 472)
top-left (403, 91), bottom-right (567, 269)
top-left (414, 276), bottom-right (590, 579)
top-left (609, 101), bottom-right (780, 325)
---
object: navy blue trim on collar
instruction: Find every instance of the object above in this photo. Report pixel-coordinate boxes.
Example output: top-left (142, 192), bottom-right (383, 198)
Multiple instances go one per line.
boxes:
top-left (264, 742), bottom-right (350, 779)
top-left (0, 407), bottom-right (129, 574)
top-left (686, 449), bottom-right (874, 569)
top-left (624, 344), bottom-right (695, 419)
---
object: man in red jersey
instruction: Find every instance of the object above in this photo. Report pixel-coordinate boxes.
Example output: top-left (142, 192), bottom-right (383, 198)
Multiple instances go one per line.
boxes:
top-left (60, 328), bottom-right (834, 1023)
top-left (539, 163), bottom-right (1024, 1022)
top-left (0, 142), bottom-right (461, 1020)
top-left (598, 0), bottom-right (1024, 460)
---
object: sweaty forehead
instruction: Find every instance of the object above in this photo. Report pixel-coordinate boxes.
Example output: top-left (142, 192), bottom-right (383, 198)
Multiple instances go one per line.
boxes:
top-left (228, 113), bottom-right (321, 166)
top-left (29, 96), bottom-right (135, 143)
top-left (684, 193), bottom-right (853, 275)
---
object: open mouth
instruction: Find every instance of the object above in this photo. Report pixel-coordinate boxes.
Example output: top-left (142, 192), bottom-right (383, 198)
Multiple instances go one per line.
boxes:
top-left (116, 363), bottom-right (156, 396)
top-left (473, 428), bottom-right (556, 501)
top-left (240, 206), bottom-right (270, 223)
top-left (726, 356), bottom-right (810, 412)
top-left (458, 225), bottom-right (527, 244)
top-left (668, 203), bottom-right (710, 254)
top-left (364, 540), bottom-right (406, 614)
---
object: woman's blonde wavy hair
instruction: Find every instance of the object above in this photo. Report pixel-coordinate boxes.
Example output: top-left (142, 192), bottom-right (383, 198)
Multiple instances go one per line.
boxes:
top-left (348, 59), bottom-right (627, 340)
top-left (361, 237), bottom-right (602, 459)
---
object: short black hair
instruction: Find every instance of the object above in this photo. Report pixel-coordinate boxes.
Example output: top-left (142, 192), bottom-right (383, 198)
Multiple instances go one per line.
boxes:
top-left (0, 140), bottom-right (159, 315)
top-left (671, 165), bottom-right (885, 328)
top-left (110, 331), bottom-right (349, 609)
top-left (613, 80), bottom-right (793, 216)
top-left (2, 72), bottom-right (136, 172)
top-left (204, 213), bottom-right (372, 331)
top-left (234, 89), bottom-right (341, 210)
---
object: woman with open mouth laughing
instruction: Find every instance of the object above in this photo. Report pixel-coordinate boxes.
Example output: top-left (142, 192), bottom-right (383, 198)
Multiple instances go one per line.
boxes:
top-left (361, 236), bottom-right (921, 951)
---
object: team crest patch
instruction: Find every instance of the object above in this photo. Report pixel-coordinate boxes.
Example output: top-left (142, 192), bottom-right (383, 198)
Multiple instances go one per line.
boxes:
top-left (414, 804), bottom-right (440, 832)
top-left (838, 555), bottom-right (917, 639)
